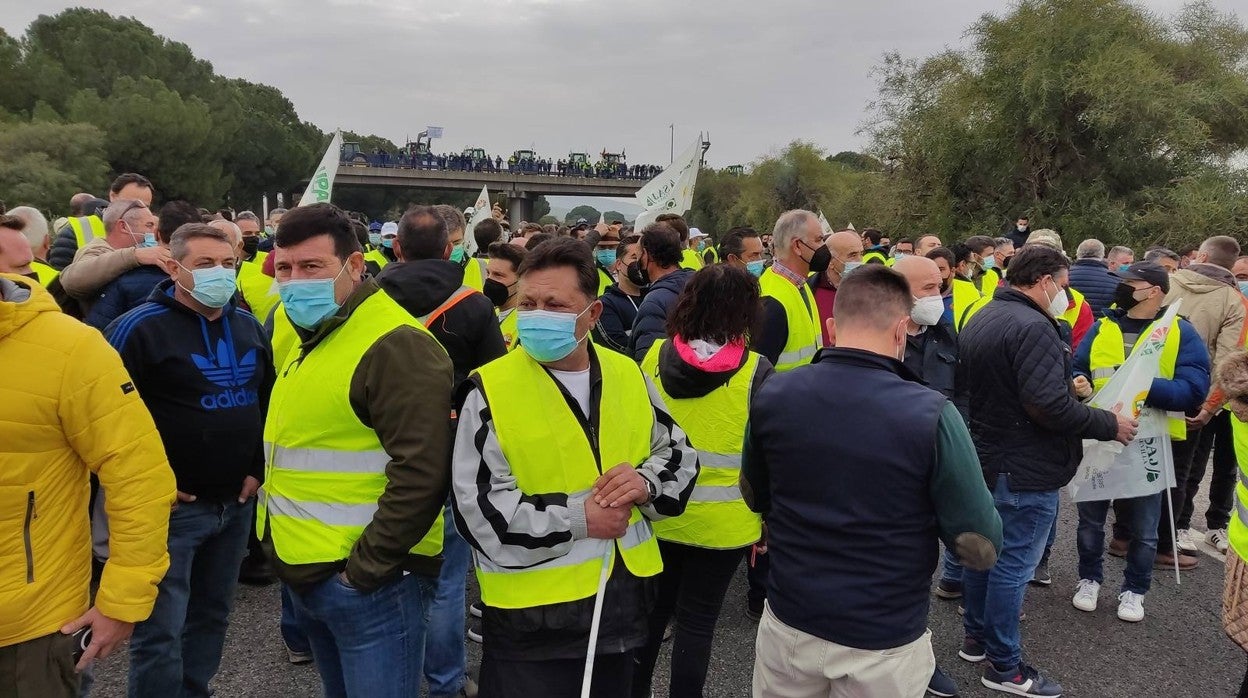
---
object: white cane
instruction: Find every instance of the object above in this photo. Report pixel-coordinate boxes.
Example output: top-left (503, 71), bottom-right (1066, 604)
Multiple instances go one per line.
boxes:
top-left (581, 544), bottom-right (614, 698)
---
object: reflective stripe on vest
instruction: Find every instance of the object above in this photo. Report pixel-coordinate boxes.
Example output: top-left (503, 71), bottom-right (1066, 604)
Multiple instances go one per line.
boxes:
top-left (758, 267), bottom-right (820, 372)
top-left (67, 216), bottom-right (105, 247)
top-left (862, 250), bottom-right (887, 265)
top-left (259, 288), bottom-right (446, 565)
top-left (473, 346), bottom-right (661, 608)
top-left (418, 286), bottom-right (475, 327)
top-left (1060, 287), bottom-right (1086, 329)
top-left (640, 340), bottom-right (762, 548)
top-left (1228, 415), bottom-right (1248, 562)
top-left (1087, 314), bottom-right (1184, 440)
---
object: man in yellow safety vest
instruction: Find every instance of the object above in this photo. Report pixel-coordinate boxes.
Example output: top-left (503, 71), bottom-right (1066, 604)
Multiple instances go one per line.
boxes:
top-left (451, 237), bottom-right (698, 697)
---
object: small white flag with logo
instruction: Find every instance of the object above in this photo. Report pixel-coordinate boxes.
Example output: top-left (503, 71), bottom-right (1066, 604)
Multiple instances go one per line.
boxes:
top-left (465, 186), bottom-right (491, 257)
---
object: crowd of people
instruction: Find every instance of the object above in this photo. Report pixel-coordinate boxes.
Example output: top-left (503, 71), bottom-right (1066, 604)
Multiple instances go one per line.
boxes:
top-left (3, 172), bottom-right (1248, 698)
top-left (343, 148), bottom-right (661, 179)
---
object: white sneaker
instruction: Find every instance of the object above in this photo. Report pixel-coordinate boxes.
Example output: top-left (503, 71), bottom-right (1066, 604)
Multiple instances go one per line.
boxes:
top-left (1208, 528), bottom-right (1230, 554)
top-left (1072, 579), bottom-right (1100, 612)
top-left (1117, 591), bottom-right (1145, 622)
top-left (1176, 528), bottom-right (1199, 553)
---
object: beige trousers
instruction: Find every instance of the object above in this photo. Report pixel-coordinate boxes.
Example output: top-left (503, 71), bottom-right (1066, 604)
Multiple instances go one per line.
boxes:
top-left (752, 603), bottom-right (934, 698)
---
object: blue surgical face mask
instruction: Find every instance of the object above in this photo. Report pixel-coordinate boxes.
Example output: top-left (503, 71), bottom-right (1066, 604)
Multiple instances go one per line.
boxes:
top-left (1118, 264), bottom-right (1131, 272)
top-left (1239, 280), bottom-right (1248, 298)
top-left (841, 261), bottom-right (863, 277)
top-left (179, 264), bottom-right (236, 309)
top-left (745, 260), bottom-right (766, 277)
top-left (982, 256), bottom-right (995, 270)
top-left (278, 264), bottom-right (347, 330)
top-left (449, 243), bottom-right (466, 263)
top-left (381, 236), bottom-right (394, 249)
top-left (368, 232), bottom-right (382, 247)
top-left (516, 304), bottom-right (593, 363)
top-left (127, 222), bottom-right (156, 248)
top-left (594, 248), bottom-right (617, 267)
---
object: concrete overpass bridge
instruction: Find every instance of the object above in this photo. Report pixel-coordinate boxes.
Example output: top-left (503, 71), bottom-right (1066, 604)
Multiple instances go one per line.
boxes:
top-left (333, 166), bottom-right (645, 222)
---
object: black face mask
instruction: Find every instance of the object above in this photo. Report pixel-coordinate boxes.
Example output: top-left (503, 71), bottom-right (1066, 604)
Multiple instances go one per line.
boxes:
top-left (799, 240), bottom-right (832, 274)
top-left (626, 260), bottom-right (649, 287)
top-left (482, 278), bottom-right (513, 308)
top-left (242, 236), bottom-right (260, 258)
top-left (1113, 283), bottom-right (1144, 311)
top-left (1001, 255), bottom-right (1014, 270)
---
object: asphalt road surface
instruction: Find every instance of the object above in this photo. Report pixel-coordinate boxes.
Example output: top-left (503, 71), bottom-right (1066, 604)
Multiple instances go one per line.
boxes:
top-left (91, 483), bottom-right (1243, 697)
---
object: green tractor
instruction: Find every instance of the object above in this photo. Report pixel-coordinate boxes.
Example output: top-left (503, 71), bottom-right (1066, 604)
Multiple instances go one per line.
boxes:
top-left (340, 141), bottom-right (368, 165)
top-left (726, 165), bottom-right (745, 176)
top-left (462, 146), bottom-right (487, 161)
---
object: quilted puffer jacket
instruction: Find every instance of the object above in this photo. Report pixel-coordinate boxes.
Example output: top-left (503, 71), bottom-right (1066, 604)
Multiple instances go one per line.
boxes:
top-left (0, 274), bottom-right (175, 647)
top-left (1068, 258), bottom-right (1118, 316)
top-left (958, 288), bottom-right (1119, 491)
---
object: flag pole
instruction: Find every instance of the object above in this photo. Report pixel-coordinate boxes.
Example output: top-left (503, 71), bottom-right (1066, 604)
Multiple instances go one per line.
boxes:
top-left (580, 546), bottom-right (613, 698)
top-left (1164, 443), bottom-right (1181, 585)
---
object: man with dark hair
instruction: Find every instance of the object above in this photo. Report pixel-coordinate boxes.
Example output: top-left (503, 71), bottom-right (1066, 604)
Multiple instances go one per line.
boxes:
top-left (595, 233), bottom-right (644, 354)
top-left (1005, 215), bottom-right (1031, 250)
top-left (50, 173), bottom-right (155, 269)
top-left (451, 237), bottom-right (698, 698)
top-left (104, 223), bottom-right (273, 697)
top-left (892, 238), bottom-right (915, 258)
top-left (260, 203), bottom-right (454, 698)
top-left (486, 241), bottom-right (526, 350)
top-left (719, 227), bottom-right (765, 276)
top-left (593, 224), bottom-right (622, 295)
top-left (0, 215), bottom-right (32, 277)
top-left (473, 217), bottom-right (504, 256)
top-left (629, 223), bottom-right (694, 360)
top-left (376, 204), bottom-right (503, 698)
top-left (746, 264), bottom-right (1001, 698)
top-left (946, 244), bottom-right (985, 332)
top-left (963, 235), bottom-right (997, 292)
top-left (85, 200), bottom-right (201, 331)
top-left (525, 232), bottom-right (554, 250)
top-left (860, 228), bottom-right (889, 265)
top-left (956, 244), bottom-right (1135, 696)
top-left (656, 213), bottom-right (700, 271)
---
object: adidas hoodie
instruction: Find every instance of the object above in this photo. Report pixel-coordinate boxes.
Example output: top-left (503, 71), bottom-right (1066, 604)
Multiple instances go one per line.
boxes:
top-left (105, 280), bottom-right (274, 501)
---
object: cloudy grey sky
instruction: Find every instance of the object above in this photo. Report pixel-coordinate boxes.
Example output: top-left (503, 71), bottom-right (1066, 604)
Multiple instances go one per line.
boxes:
top-left (0, 0), bottom-right (1235, 169)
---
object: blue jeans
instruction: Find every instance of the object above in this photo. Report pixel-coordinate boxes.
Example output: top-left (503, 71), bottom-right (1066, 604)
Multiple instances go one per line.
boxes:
top-left (128, 499), bottom-right (253, 698)
top-left (291, 571), bottom-right (436, 698)
top-left (281, 583), bottom-right (311, 654)
top-left (1076, 493), bottom-right (1162, 594)
top-left (940, 548), bottom-right (963, 584)
top-left (424, 505), bottom-right (471, 697)
top-left (962, 474), bottom-right (1057, 670)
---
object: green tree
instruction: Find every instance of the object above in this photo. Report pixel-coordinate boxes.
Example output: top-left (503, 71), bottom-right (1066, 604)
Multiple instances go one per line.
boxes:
top-left (867, 0), bottom-right (1248, 244)
top-left (531, 195), bottom-right (551, 221)
top-left (565, 205), bottom-right (601, 224)
top-left (0, 121), bottom-right (109, 211)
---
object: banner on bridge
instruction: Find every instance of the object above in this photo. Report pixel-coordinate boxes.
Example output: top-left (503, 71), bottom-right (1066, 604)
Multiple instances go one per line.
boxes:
top-left (297, 130), bottom-right (343, 207)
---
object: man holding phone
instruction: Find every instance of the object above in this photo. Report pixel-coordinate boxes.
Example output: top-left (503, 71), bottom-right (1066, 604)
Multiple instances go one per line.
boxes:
top-left (0, 271), bottom-right (175, 696)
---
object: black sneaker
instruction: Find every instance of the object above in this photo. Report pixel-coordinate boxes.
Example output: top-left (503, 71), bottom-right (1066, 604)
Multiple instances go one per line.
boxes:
top-left (1030, 554), bottom-right (1052, 587)
top-left (958, 637), bottom-right (986, 663)
top-left (746, 597), bottom-right (764, 622)
top-left (981, 662), bottom-right (1062, 696)
top-left (935, 579), bottom-right (963, 600)
top-left (927, 665), bottom-right (959, 697)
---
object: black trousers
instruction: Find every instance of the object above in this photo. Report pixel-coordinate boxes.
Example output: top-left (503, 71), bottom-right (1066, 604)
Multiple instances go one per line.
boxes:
top-left (478, 650), bottom-right (634, 698)
top-left (746, 547), bottom-right (769, 603)
top-left (631, 541), bottom-right (747, 698)
top-left (1178, 410), bottom-right (1237, 531)
top-left (1156, 427), bottom-right (1202, 554)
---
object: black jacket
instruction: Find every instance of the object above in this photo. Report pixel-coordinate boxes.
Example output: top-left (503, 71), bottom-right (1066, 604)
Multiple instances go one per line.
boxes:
top-left (958, 288), bottom-right (1118, 491)
top-left (103, 281), bottom-right (274, 501)
top-left (376, 260), bottom-right (506, 387)
top-left (593, 284), bottom-right (641, 355)
top-left (1068, 258), bottom-right (1117, 315)
top-left (628, 268), bottom-right (694, 361)
top-left (48, 225), bottom-right (81, 270)
top-left (653, 339), bottom-right (774, 400)
top-left (904, 318), bottom-right (968, 420)
top-left (85, 265), bottom-right (167, 331)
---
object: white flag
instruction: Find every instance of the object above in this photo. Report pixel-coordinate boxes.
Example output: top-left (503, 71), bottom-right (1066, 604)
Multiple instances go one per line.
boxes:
top-left (633, 137), bottom-right (703, 229)
top-left (298, 130), bottom-right (344, 207)
top-left (465, 186), bottom-right (491, 256)
top-left (426, 126), bottom-right (444, 139)
top-left (817, 210), bottom-right (834, 236)
top-left (1067, 301), bottom-right (1182, 502)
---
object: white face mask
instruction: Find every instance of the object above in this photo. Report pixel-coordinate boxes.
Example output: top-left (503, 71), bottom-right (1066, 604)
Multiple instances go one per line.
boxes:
top-left (910, 295), bottom-right (945, 326)
top-left (1045, 279), bottom-right (1069, 317)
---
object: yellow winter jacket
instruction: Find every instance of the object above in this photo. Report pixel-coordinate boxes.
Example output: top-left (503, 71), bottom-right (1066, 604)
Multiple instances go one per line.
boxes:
top-left (0, 274), bottom-right (175, 647)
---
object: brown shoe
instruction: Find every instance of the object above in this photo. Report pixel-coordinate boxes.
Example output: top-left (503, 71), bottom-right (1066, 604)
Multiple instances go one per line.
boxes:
top-left (1108, 538), bottom-right (1129, 558)
top-left (1154, 551), bottom-right (1199, 570)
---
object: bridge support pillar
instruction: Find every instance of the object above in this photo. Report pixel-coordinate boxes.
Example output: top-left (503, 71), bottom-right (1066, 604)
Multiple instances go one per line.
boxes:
top-left (508, 192), bottom-right (534, 227)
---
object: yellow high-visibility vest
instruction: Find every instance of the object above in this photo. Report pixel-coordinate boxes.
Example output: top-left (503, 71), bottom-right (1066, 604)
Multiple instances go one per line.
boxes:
top-left (259, 289), bottom-right (445, 565)
top-left (679, 248), bottom-right (704, 271)
top-left (758, 267), bottom-right (820, 372)
top-left (641, 341), bottom-right (762, 549)
top-left (462, 257), bottom-right (487, 292)
top-left (67, 215), bottom-right (106, 248)
top-left (1087, 314), bottom-right (1185, 440)
top-left (498, 308), bottom-right (519, 351)
top-left (472, 347), bottom-right (662, 609)
top-left (1228, 414), bottom-right (1248, 562)
top-left (30, 261), bottom-right (58, 287)
top-left (237, 260), bottom-right (279, 325)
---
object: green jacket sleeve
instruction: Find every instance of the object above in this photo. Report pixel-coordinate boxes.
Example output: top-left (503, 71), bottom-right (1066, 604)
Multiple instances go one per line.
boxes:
top-left (931, 401), bottom-right (1002, 571)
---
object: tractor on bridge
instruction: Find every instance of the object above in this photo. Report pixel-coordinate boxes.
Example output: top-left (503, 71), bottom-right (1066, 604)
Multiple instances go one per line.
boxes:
top-left (599, 149), bottom-right (626, 178)
top-left (726, 165), bottom-right (745, 176)
top-left (341, 141), bottom-right (369, 165)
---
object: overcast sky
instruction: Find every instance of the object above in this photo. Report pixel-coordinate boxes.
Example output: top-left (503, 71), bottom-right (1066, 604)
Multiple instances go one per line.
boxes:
top-left (0, 0), bottom-right (1236, 169)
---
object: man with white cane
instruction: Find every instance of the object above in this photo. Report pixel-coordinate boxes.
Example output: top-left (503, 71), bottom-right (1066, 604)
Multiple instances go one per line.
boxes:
top-left (450, 238), bottom-right (698, 698)
top-left (1071, 262), bottom-right (1210, 621)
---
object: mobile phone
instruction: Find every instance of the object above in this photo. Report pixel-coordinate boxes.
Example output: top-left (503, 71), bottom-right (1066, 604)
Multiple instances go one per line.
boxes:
top-left (71, 627), bottom-right (92, 664)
